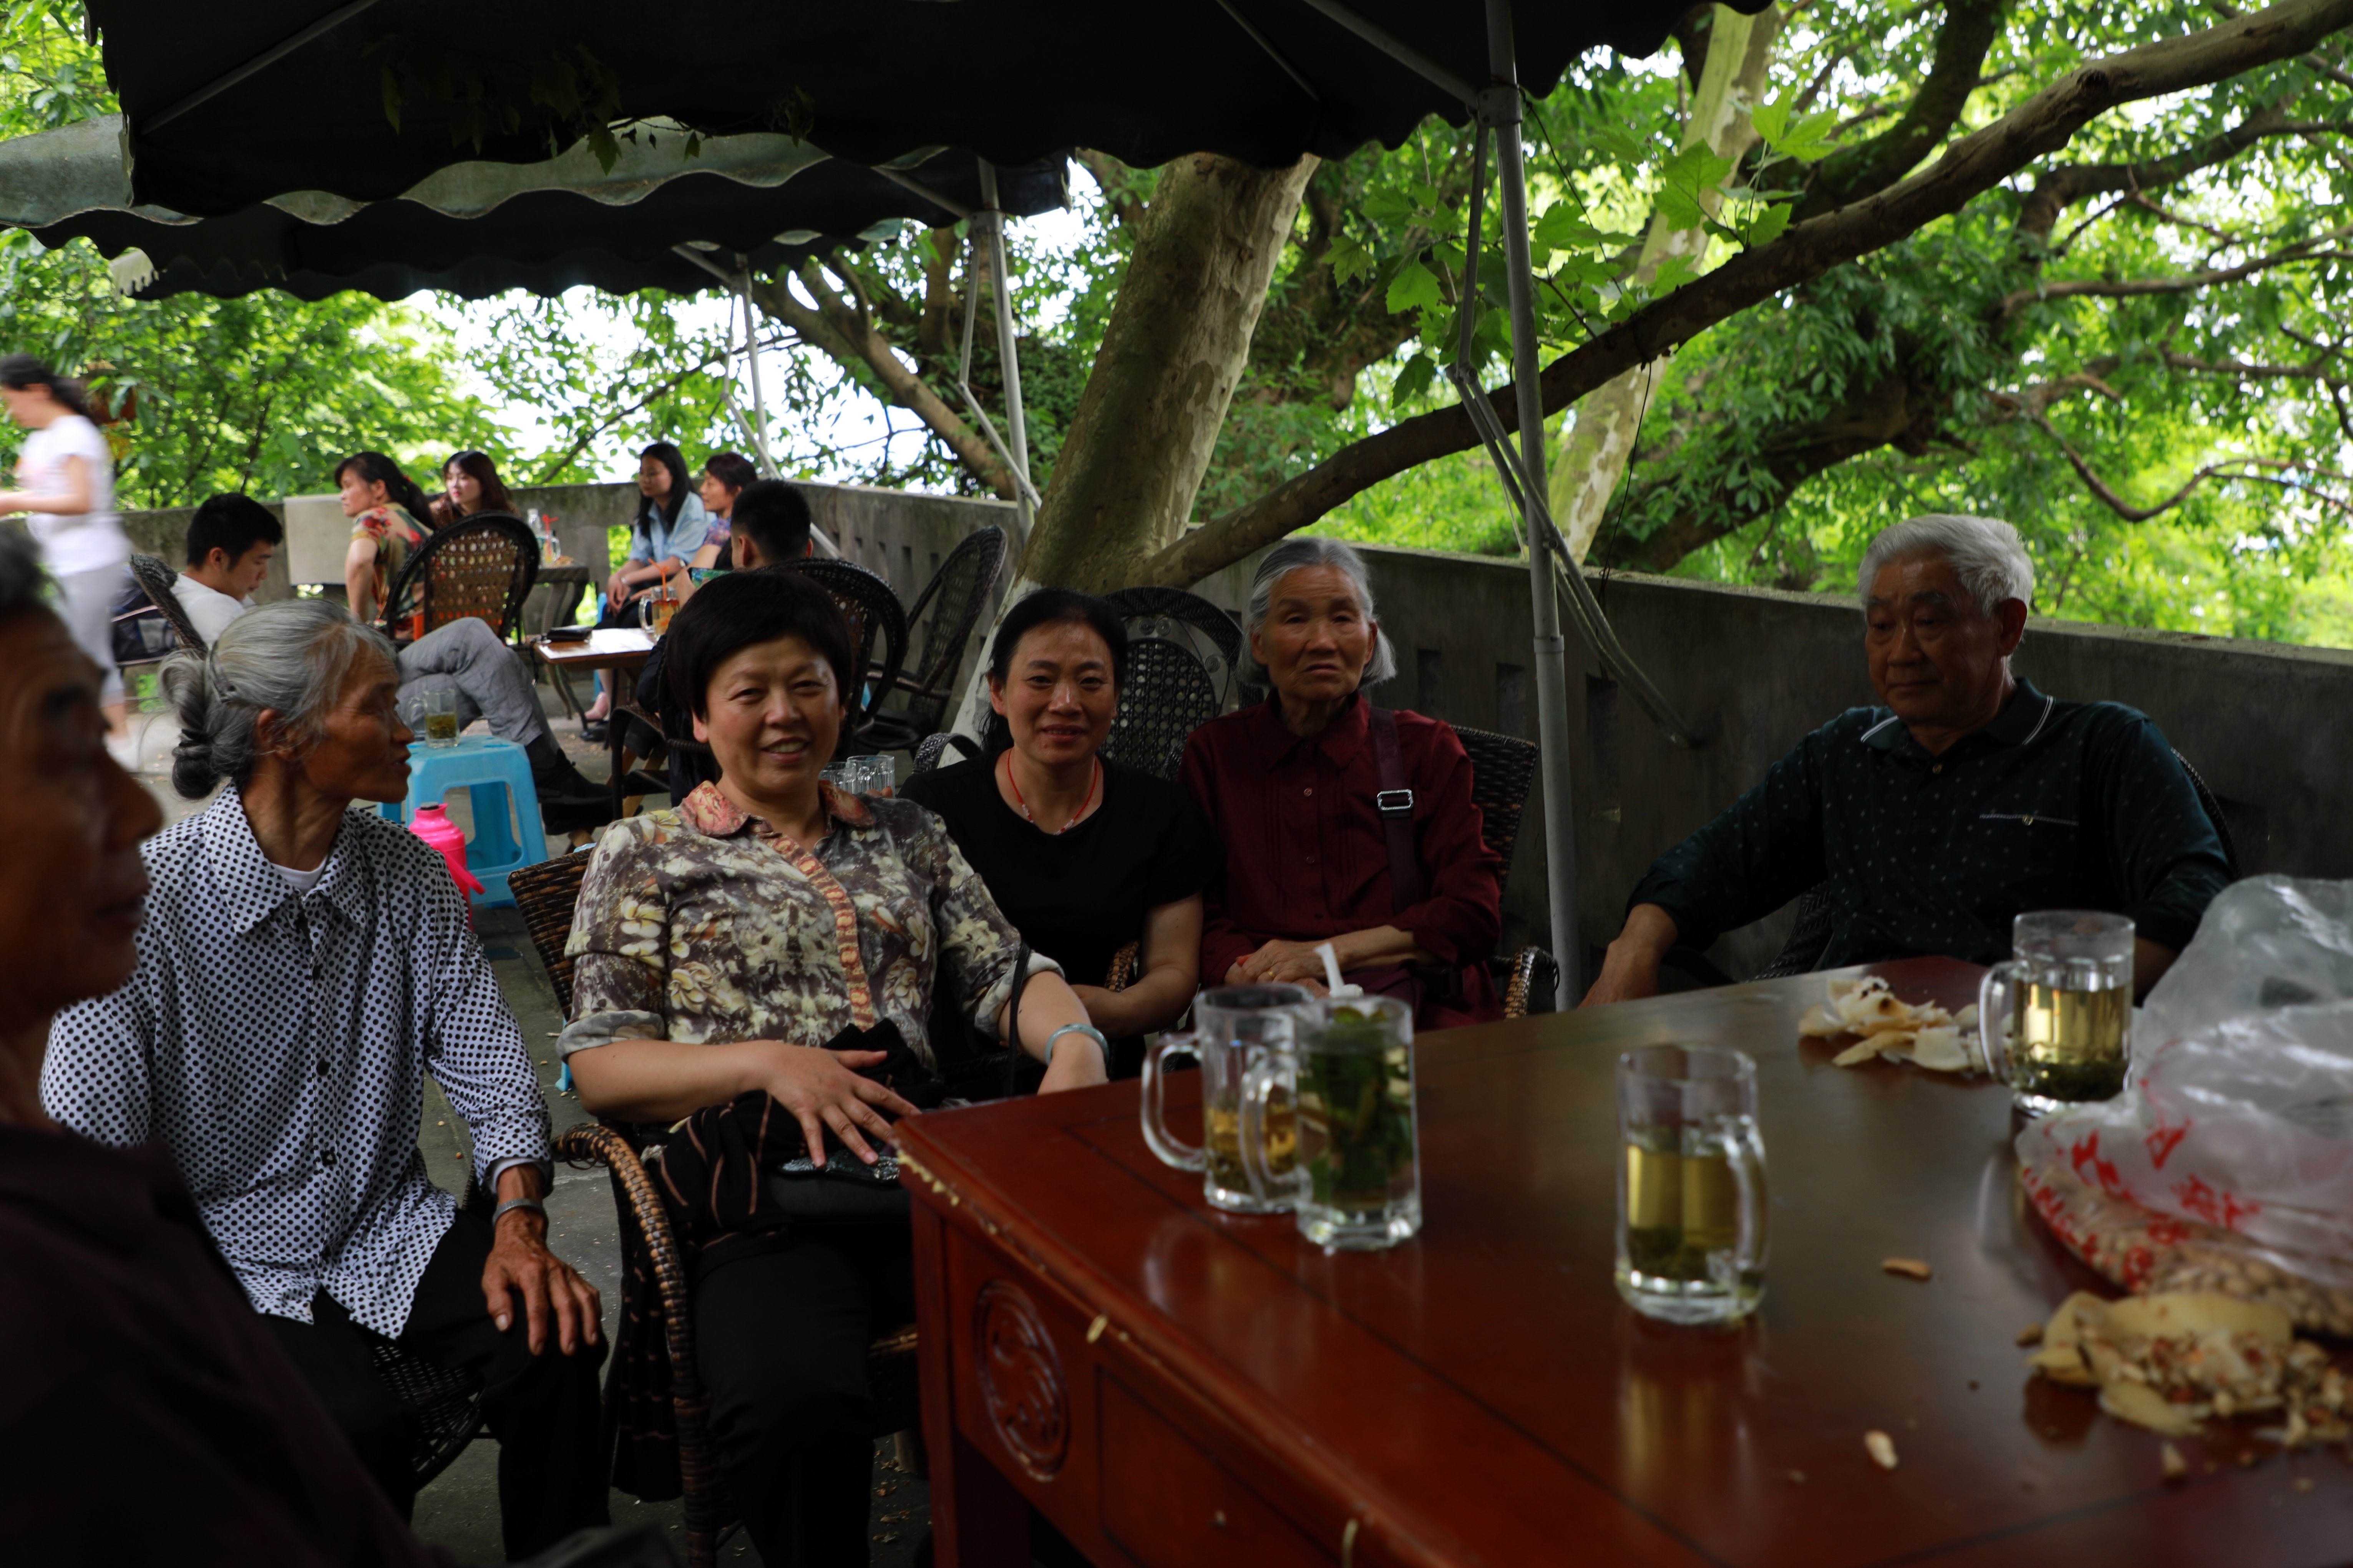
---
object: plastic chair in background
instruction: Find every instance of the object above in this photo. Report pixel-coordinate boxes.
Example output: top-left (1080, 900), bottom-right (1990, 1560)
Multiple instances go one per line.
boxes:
top-left (376, 736), bottom-right (548, 907)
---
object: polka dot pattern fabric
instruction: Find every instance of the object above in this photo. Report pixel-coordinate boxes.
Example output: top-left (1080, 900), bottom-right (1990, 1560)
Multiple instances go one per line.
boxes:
top-left (43, 787), bottom-right (550, 1336)
top-left (1630, 678), bottom-right (2234, 968)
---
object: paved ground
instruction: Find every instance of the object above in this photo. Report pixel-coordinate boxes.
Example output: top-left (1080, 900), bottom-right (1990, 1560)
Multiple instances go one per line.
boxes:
top-left (122, 685), bottom-right (937, 1567)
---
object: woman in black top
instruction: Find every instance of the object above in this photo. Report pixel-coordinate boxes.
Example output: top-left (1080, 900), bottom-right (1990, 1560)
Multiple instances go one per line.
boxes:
top-left (901, 589), bottom-right (1218, 1076)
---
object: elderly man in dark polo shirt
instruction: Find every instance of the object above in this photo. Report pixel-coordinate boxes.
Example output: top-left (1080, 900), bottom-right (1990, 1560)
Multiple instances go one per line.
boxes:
top-left (1584, 514), bottom-right (2231, 1006)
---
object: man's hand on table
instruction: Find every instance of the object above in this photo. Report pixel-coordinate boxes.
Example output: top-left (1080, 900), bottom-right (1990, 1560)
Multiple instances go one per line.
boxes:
top-left (482, 1166), bottom-right (601, 1355)
top-left (1581, 904), bottom-right (1679, 1008)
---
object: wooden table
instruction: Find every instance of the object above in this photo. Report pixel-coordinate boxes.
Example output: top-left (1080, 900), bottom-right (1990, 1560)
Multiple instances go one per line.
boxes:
top-left (531, 627), bottom-right (655, 816)
top-left (897, 958), bottom-right (2353, 1568)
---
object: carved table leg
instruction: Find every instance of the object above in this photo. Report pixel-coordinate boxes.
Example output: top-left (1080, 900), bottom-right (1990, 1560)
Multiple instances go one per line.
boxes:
top-left (912, 1202), bottom-right (1030, 1566)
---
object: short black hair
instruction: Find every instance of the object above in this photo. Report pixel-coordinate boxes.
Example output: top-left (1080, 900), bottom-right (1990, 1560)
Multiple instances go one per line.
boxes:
top-left (665, 567), bottom-right (858, 721)
top-left (702, 452), bottom-right (757, 494)
top-left (732, 479), bottom-right (814, 564)
top-left (184, 493), bottom-right (285, 568)
top-left (986, 588), bottom-right (1129, 690)
top-left (0, 528), bottom-right (45, 623)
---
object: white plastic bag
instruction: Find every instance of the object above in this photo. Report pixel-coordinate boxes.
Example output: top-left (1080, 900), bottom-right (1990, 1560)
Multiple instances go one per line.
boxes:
top-left (2016, 878), bottom-right (2353, 1334)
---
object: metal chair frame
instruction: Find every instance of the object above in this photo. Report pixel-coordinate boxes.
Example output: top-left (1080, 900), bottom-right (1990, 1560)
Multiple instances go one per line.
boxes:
top-left (126, 552), bottom-right (207, 657)
top-left (381, 511), bottom-right (540, 643)
top-left (863, 525), bottom-right (1007, 750)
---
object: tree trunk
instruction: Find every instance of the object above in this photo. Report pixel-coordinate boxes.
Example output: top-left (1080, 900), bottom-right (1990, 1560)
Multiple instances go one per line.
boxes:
top-left (1019, 151), bottom-right (1319, 593)
top-left (1549, 4), bottom-right (1778, 562)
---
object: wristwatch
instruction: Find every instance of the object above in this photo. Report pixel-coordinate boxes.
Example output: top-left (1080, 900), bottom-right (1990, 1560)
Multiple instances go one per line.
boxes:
top-left (491, 1196), bottom-right (547, 1227)
top-left (1045, 1023), bottom-right (1110, 1068)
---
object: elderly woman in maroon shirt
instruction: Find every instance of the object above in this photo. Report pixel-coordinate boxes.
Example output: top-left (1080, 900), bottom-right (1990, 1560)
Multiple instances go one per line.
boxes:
top-left (1179, 538), bottom-right (1504, 1028)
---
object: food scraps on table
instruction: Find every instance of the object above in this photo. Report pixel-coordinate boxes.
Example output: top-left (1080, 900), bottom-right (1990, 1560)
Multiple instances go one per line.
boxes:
top-left (1800, 976), bottom-right (1978, 1072)
top-left (1863, 1430), bottom-right (1899, 1470)
top-left (1882, 1257), bottom-right (1933, 1281)
top-left (2024, 1290), bottom-right (2349, 1447)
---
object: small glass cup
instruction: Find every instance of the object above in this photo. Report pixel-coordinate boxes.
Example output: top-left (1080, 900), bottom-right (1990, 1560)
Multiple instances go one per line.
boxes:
top-left (820, 762), bottom-right (851, 795)
top-left (1615, 1045), bottom-right (1767, 1326)
top-left (1977, 910), bottom-right (2134, 1117)
top-left (859, 754), bottom-right (897, 797)
top-left (420, 687), bottom-right (459, 748)
top-left (1141, 985), bottom-right (1313, 1214)
top-left (1244, 996), bottom-right (1421, 1251)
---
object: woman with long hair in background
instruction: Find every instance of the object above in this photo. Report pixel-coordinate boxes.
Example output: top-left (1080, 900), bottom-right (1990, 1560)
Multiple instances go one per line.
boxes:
top-left (582, 441), bottom-right (708, 737)
top-left (0, 354), bottom-right (133, 743)
top-left (337, 451), bottom-right (437, 627)
top-left (690, 451), bottom-right (758, 573)
top-left (434, 449), bottom-right (518, 527)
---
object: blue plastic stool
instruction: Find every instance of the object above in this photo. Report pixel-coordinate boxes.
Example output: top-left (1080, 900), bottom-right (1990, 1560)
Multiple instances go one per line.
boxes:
top-left (377, 736), bottom-right (548, 908)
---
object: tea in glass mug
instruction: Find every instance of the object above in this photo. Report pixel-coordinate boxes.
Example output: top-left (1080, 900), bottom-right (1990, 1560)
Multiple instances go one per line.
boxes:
top-left (1976, 909), bottom-right (2133, 1116)
top-left (1615, 1045), bottom-right (1767, 1325)
top-left (1243, 996), bottom-right (1421, 1251)
top-left (1140, 985), bottom-right (1312, 1214)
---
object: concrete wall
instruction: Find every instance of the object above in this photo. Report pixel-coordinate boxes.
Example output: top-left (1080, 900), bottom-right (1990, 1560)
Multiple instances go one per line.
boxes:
top-left (121, 484), bottom-right (2352, 983)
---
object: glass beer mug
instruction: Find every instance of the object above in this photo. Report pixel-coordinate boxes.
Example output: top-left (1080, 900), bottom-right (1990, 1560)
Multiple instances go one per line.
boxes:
top-left (1977, 909), bottom-right (2134, 1116)
top-left (1140, 986), bottom-right (1313, 1214)
top-left (1241, 995), bottom-right (1422, 1251)
top-left (1615, 1045), bottom-right (1767, 1325)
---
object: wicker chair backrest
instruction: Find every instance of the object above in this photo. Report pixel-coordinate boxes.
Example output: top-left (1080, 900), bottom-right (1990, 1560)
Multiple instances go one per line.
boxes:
top-left (779, 558), bottom-right (908, 733)
top-left (896, 526), bottom-right (1006, 731)
top-left (1450, 723), bottom-right (1538, 881)
top-left (1103, 637), bottom-right (1218, 782)
top-left (1102, 585), bottom-right (1244, 710)
top-left (382, 512), bottom-right (539, 641)
top-left (128, 552), bottom-right (207, 654)
top-left (509, 849), bottom-right (594, 1017)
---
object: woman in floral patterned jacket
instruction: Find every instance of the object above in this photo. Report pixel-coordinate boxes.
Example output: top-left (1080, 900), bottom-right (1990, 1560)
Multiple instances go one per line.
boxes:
top-left (561, 569), bottom-right (1108, 1565)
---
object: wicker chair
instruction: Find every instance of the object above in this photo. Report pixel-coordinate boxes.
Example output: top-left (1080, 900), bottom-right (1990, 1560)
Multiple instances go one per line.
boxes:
top-left (1102, 636), bottom-right (1220, 783)
top-left (126, 552), bottom-right (207, 656)
top-left (861, 525), bottom-right (1007, 753)
top-left (1751, 747), bottom-right (2243, 983)
top-left (371, 1257), bottom-right (493, 1488)
top-left (778, 558), bottom-right (908, 748)
top-left (1102, 585), bottom-right (1246, 711)
top-left (508, 852), bottom-right (919, 1568)
top-left (1452, 724), bottom-right (1565, 1019)
top-left (382, 512), bottom-right (540, 643)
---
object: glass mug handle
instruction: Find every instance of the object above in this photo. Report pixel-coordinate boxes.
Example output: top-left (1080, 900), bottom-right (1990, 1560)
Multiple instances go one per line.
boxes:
top-left (1717, 1116), bottom-right (1768, 1285)
top-left (1236, 1049), bottom-right (1299, 1209)
top-left (1139, 1031), bottom-right (1205, 1172)
top-left (1976, 959), bottom-right (2028, 1082)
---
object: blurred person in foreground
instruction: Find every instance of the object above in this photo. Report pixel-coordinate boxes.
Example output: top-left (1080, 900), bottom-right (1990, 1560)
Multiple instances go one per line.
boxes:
top-left (1583, 514), bottom-right (2232, 1006)
top-left (44, 600), bottom-right (609, 1558)
top-left (1180, 537), bottom-right (1504, 1028)
top-left (0, 529), bottom-right (455, 1565)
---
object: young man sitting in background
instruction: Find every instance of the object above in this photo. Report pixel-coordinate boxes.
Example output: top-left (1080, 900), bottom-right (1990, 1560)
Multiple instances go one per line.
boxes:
top-left (173, 492), bottom-right (283, 645)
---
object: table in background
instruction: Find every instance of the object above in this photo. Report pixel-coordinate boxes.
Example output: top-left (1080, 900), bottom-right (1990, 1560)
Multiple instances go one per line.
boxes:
top-left (526, 562), bottom-right (592, 638)
top-left (531, 627), bottom-right (654, 817)
top-left (897, 958), bottom-right (2353, 1568)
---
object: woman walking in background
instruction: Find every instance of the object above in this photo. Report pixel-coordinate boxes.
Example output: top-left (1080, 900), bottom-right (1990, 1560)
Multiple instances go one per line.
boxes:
top-left (433, 448), bottom-right (518, 527)
top-left (0, 355), bottom-right (133, 744)
top-left (337, 451), bottom-right (437, 627)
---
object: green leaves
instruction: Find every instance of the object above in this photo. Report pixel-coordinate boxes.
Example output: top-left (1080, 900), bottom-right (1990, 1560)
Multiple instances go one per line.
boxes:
top-left (1384, 259), bottom-right (1443, 316)
top-left (1749, 95), bottom-right (1843, 164)
top-left (1653, 143), bottom-right (1736, 232)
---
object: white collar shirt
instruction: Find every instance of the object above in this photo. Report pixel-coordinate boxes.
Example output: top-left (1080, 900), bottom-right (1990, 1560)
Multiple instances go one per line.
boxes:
top-left (42, 787), bottom-right (550, 1335)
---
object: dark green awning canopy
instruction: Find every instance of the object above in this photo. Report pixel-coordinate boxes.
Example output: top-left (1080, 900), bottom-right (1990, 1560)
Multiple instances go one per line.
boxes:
top-left (82, 0), bottom-right (1711, 215)
top-left (0, 115), bottom-right (1066, 300)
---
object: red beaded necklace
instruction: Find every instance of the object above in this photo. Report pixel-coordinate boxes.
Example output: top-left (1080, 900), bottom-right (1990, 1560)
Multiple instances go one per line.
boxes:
top-left (1002, 752), bottom-right (1102, 834)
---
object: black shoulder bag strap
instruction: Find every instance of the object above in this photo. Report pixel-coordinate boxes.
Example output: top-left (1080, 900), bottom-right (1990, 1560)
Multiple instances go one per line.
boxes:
top-left (1368, 707), bottom-right (1425, 912)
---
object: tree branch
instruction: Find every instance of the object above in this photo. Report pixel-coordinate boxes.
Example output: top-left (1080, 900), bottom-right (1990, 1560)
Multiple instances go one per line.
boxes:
top-left (1795, 0), bottom-right (2010, 220)
top-left (1997, 223), bottom-right (2353, 320)
top-left (2161, 346), bottom-right (2349, 383)
top-left (1075, 148), bottom-right (1147, 230)
top-left (2026, 409), bottom-right (2353, 519)
top-left (2018, 105), bottom-right (2304, 242)
top-left (1147, 0), bottom-right (2353, 588)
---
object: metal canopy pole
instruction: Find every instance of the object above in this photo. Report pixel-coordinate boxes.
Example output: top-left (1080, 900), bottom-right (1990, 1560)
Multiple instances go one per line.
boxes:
top-left (1484, 0), bottom-right (1580, 1007)
top-left (976, 160), bottom-right (1036, 554)
top-left (737, 267), bottom-right (779, 479)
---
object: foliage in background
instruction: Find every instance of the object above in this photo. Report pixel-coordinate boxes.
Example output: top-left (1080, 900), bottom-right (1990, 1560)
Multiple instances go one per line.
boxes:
top-left (0, 0), bottom-right (498, 507)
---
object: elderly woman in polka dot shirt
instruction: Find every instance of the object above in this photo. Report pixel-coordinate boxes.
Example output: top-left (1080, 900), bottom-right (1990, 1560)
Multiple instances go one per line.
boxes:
top-left (560, 568), bottom-right (1107, 1567)
top-left (43, 600), bottom-right (608, 1555)
top-left (1585, 514), bottom-right (2234, 1005)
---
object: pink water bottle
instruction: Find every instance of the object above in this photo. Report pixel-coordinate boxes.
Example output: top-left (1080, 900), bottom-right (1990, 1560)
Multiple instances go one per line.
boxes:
top-left (409, 804), bottom-right (486, 921)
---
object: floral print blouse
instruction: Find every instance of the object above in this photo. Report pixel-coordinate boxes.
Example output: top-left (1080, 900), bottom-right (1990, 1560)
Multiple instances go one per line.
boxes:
top-left (561, 781), bottom-right (1054, 1067)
